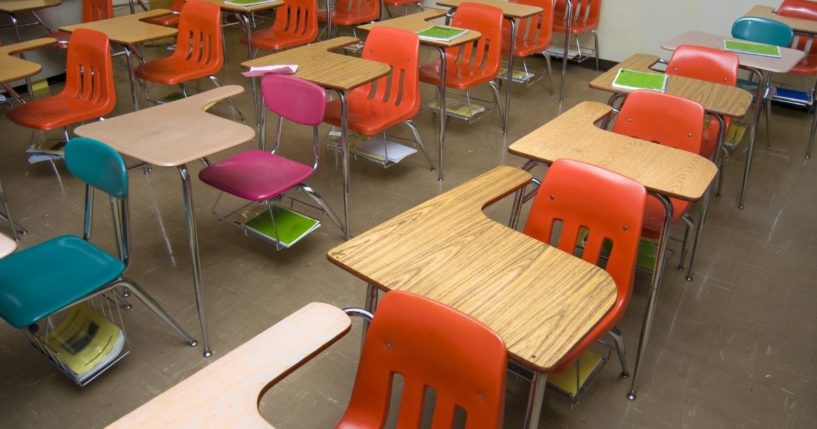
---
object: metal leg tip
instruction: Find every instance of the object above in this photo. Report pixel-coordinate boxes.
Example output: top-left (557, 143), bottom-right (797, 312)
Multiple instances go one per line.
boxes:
top-left (738, 203), bottom-right (745, 210)
top-left (203, 348), bottom-right (213, 358)
top-left (620, 371), bottom-right (630, 379)
top-left (188, 340), bottom-right (198, 347)
top-left (686, 274), bottom-right (694, 282)
top-left (627, 392), bottom-right (637, 401)
top-left (677, 265), bottom-right (685, 272)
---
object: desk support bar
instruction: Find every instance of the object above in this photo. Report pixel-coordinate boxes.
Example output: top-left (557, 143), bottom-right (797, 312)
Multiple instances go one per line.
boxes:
top-left (738, 68), bottom-right (769, 209)
top-left (179, 165), bottom-right (212, 357)
top-left (558, 0), bottom-right (573, 103)
top-left (627, 194), bottom-right (673, 400)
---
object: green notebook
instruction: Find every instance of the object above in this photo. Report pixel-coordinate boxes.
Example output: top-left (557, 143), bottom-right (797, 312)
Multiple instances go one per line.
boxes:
top-left (612, 68), bottom-right (668, 92)
top-left (244, 206), bottom-right (320, 248)
top-left (724, 39), bottom-right (781, 58)
top-left (417, 25), bottom-right (468, 42)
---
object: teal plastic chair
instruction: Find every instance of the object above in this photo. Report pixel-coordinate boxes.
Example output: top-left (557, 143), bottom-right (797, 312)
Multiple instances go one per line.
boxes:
top-left (0, 138), bottom-right (196, 357)
top-left (731, 17), bottom-right (794, 149)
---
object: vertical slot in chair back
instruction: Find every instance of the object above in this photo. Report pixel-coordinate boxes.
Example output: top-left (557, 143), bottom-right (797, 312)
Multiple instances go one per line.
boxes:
top-left (65, 137), bottom-right (128, 200)
top-left (556, 0), bottom-right (601, 29)
top-left (276, 0), bottom-right (318, 41)
top-left (261, 74), bottom-right (326, 126)
top-left (83, 0), bottom-right (113, 22)
top-left (339, 291), bottom-right (507, 428)
top-left (450, 3), bottom-right (503, 77)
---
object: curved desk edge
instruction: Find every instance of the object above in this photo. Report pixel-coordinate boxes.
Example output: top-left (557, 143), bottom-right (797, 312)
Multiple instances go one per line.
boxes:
top-left (106, 303), bottom-right (352, 429)
top-left (746, 5), bottom-right (817, 34)
top-left (357, 10), bottom-right (482, 46)
top-left (240, 37), bottom-right (361, 70)
top-left (0, 233), bottom-right (16, 259)
top-left (0, 37), bottom-right (57, 83)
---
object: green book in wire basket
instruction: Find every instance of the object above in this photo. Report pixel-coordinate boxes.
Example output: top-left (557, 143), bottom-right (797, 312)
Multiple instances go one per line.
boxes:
top-left (612, 68), bottom-right (668, 92)
top-left (417, 25), bottom-right (468, 42)
top-left (723, 39), bottom-right (781, 58)
top-left (244, 205), bottom-right (320, 248)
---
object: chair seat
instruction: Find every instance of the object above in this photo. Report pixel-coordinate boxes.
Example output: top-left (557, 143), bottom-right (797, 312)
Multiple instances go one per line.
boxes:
top-left (240, 28), bottom-right (313, 50)
top-left (135, 57), bottom-right (218, 85)
top-left (198, 150), bottom-right (313, 202)
top-left (384, 0), bottom-right (420, 5)
top-left (45, 30), bottom-right (72, 48)
top-left (0, 235), bottom-right (125, 329)
top-left (323, 91), bottom-right (417, 136)
top-left (641, 195), bottom-right (689, 238)
top-left (318, 10), bottom-right (378, 26)
top-left (419, 60), bottom-right (498, 90)
top-left (790, 53), bottom-right (817, 76)
top-left (144, 13), bottom-right (180, 27)
top-left (7, 94), bottom-right (112, 131)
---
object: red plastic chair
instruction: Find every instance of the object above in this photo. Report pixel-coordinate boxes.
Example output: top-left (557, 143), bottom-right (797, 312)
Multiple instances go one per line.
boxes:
top-left (523, 158), bottom-right (646, 380)
top-left (502, 0), bottom-right (555, 92)
top-left (8, 28), bottom-right (116, 145)
top-left (383, 0), bottom-right (422, 18)
top-left (199, 74), bottom-right (343, 245)
top-left (144, 0), bottom-right (185, 27)
top-left (419, 2), bottom-right (504, 127)
top-left (553, 0), bottom-right (601, 70)
top-left (324, 27), bottom-right (435, 169)
top-left (47, 0), bottom-right (114, 48)
top-left (318, 0), bottom-right (379, 35)
top-left (338, 291), bottom-right (507, 428)
top-left (240, 0), bottom-right (318, 52)
top-left (613, 90), bottom-right (706, 272)
top-left (777, 0), bottom-right (817, 159)
top-left (136, 1), bottom-right (243, 120)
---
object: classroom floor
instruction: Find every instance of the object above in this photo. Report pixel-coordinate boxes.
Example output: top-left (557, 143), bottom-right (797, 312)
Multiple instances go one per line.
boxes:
top-left (1, 16), bottom-right (816, 429)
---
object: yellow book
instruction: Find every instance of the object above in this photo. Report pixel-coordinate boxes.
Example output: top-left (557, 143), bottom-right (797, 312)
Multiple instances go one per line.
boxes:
top-left (547, 351), bottom-right (604, 397)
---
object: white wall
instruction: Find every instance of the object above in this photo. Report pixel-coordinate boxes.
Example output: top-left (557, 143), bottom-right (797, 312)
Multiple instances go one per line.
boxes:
top-left (595, 0), bottom-right (779, 62)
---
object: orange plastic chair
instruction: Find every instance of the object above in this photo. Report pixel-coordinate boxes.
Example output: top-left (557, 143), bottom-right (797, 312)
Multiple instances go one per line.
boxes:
top-left (47, 0), bottom-right (114, 48)
top-left (318, 0), bottom-right (379, 35)
top-left (666, 44), bottom-right (738, 195)
top-left (383, 0), bottom-right (422, 18)
top-left (553, 0), bottom-right (601, 70)
top-left (777, 0), bottom-right (817, 159)
top-left (144, 0), bottom-right (185, 27)
top-left (8, 28), bottom-right (116, 144)
top-left (523, 158), bottom-right (646, 381)
top-left (324, 27), bottom-right (435, 169)
top-left (338, 290), bottom-right (507, 428)
top-left (419, 2), bottom-right (504, 126)
top-left (135, 1), bottom-right (243, 120)
top-left (240, 0), bottom-right (318, 52)
top-left (502, 0), bottom-right (555, 92)
top-left (613, 91), bottom-right (706, 276)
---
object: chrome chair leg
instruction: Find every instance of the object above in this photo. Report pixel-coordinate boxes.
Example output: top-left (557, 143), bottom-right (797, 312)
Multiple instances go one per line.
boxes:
top-left (764, 97), bottom-right (773, 150)
top-left (119, 278), bottom-right (198, 347)
top-left (678, 214), bottom-right (694, 271)
top-left (592, 30), bottom-right (600, 72)
top-left (300, 184), bottom-right (345, 234)
top-left (208, 76), bottom-right (247, 123)
top-left (405, 119), bottom-right (436, 171)
top-left (489, 81), bottom-right (504, 126)
top-left (544, 53), bottom-right (554, 96)
top-left (610, 327), bottom-right (629, 378)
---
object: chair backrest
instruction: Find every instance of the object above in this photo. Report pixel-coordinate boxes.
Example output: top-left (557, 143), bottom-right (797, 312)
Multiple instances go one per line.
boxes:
top-left (334, 0), bottom-right (379, 18)
top-left (172, 1), bottom-right (223, 74)
top-left (509, 0), bottom-right (554, 52)
top-left (65, 137), bottom-right (131, 263)
top-left (731, 16), bottom-right (794, 47)
top-left (170, 0), bottom-right (185, 12)
top-left (613, 90), bottom-right (705, 154)
top-left (449, 2), bottom-right (504, 77)
top-left (667, 44), bottom-right (739, 87)
top-left (340, 291), bottom-right (507, 428)
top-left (778, 0), bottom-right (817, 20)
top-left (60, 28), bottom-right (116, 116)
top-left (556, 0), bottom-right (601, 30)
top-left (83, 0), bottom-right (113, 22)
top-left (272, 0), bottom-right (318, 43)
top-left (261, 73), bottom-right (326, 126)
top-left (359, 27), bottom-right (420, 115)
top-left (523, 159), bottom-right (646, 318)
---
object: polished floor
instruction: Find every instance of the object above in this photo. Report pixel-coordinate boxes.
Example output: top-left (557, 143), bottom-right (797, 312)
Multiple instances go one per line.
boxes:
top-left (1, 14), bottom-right (816, 429)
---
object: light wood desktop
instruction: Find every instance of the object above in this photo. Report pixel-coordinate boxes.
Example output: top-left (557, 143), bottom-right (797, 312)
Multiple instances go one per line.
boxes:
top-left (746, 4), bottom-right (817, 34)
top-left (662, 30), bottom-right (805, 209)
top-left (197, 0), bottom-right (284, 59)
top-left (508, 101), bottom-right (718, 402)
top-left (359, 9), bottom-right (481, 181)
top-left (0, 232), bottom-right (16, 258)
top-left (437, 0), bottom-right (543, 136)
top-left (0, 0), bottom-right (61, 40)
top-left (0, 37), bottom-right (55, 83)
top-left (328, 165), bottom-right (617, 429)
top-left (106, 303), bottom-right (351, 429)
top-left (75, 85), bottom-right (256, 358)
top-left (60, 9), bottom-right (178, 110)
top-left (242, 37), bottom-right (391, 240)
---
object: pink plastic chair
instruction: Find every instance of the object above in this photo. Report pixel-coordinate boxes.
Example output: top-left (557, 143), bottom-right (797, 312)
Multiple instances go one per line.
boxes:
top-left (198, 74), bottom-right (344, 244)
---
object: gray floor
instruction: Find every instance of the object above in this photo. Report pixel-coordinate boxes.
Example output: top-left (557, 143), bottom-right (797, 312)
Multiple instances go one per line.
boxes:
top-left (1, 20), bottom-right (816, 429)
